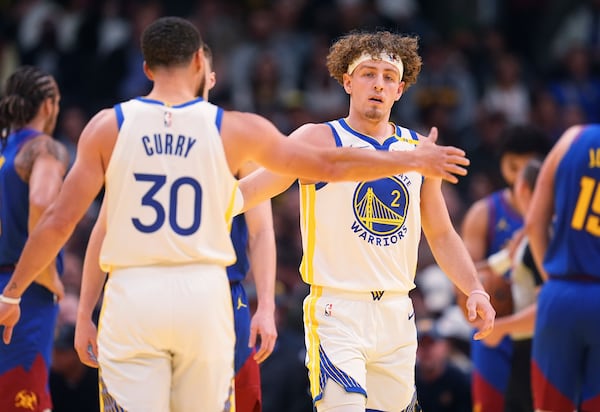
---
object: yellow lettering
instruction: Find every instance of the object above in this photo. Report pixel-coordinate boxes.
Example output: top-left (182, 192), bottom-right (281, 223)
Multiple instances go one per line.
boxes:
top-left (589, 148), bottom-right (600, 168)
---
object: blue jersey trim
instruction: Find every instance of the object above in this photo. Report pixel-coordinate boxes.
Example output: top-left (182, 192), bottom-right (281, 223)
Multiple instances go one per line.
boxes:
top-left (326, 122), bottom-right (343, 147)
top-left (215, 107), bottom-right (224, 132)
top-left (114, 104), bottom-right (124, 130)
top-left (134, 97), bottom-right (203, 108)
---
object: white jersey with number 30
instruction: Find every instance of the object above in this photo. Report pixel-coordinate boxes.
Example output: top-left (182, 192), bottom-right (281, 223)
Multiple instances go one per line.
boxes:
top-left (100, 97), bottom-right (241, 272)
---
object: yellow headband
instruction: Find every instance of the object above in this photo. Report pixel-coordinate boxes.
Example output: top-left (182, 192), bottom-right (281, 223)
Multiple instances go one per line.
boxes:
top-left (347, 52), bottom-right (404, 80)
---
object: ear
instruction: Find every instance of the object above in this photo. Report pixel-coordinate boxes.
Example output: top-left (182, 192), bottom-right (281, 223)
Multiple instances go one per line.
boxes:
top-left (143, 62), bottom-right (154, 81)
top-left (394, 81), bottom-right (405, 101)
top-left (208, 72), bottom-right (216, 91)
top-left (39, 96), bottom-right (54, 117)
top-left (342, 73), bottom-right (352, 95)
top-left (194, 49), bottom-right (204, 74)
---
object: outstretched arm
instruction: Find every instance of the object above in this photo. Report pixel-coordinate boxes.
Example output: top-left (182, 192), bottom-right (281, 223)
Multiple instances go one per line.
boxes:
top-left (74, 202), bottom-right (108, 368)
top-left (235, 117), bottom-right (469, 211)
top-left (421, 178), bottom-right (496, 340)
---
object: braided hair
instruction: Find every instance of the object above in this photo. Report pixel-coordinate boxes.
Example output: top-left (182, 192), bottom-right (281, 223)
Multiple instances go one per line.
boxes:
top-left (0, 66), bottom-right (57, 147)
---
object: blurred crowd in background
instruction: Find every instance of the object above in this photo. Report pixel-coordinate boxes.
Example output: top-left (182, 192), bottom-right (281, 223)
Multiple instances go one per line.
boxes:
top-left (2, 0), bottom-right (600, 410)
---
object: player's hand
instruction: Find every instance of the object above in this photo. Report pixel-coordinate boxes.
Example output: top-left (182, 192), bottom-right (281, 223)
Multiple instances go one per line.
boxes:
top-left (74, 318), bottom-right (99, 368)
top-left (480, 317), bottom-right (508, 347)
top-left (0, 303), bottom-right (21, 344)
top-left (466, 292), bottom-right (496, 340)
top-left (415, 127), bottom-right (470, 184)
top-left (249, 306), bottom-right (278, 364)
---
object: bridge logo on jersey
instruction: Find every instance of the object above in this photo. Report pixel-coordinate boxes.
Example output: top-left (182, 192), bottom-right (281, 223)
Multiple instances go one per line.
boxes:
top-left (14, 390), bottom-right (37, 410)
top-left (351, 176), bottom-right (410, 245)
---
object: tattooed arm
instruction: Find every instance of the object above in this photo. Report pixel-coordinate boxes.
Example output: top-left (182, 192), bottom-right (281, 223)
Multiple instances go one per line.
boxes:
top-left (15, 135), bottom-right (69, 297)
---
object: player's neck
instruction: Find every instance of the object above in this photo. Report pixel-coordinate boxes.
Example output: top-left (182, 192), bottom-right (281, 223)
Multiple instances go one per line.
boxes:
top-left (145, 80), bottom-right (198, 106)
top-left (502, 187), bottom-right (520, 214)
top-left (344, 115), bottom-right (393, 144)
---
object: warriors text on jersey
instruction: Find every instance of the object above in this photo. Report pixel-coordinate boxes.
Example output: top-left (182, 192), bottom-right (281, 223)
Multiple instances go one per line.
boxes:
top-left (299, 119), bottom-right (422, 292)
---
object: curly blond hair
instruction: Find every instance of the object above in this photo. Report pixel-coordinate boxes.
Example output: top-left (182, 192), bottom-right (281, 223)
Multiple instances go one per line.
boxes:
top-left (326, 31), bottom-right (422, 89)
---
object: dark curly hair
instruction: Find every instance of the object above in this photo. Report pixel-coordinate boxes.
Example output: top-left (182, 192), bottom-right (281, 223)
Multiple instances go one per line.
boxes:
top-left (0, 66), bottom-right (57, 143)
top-left (326, 31), bottom-right (422, 89)
top-left (141, 16), bottom-right (203, 69)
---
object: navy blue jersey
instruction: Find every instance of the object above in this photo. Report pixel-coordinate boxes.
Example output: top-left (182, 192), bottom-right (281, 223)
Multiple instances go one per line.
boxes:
top-left (0, 128), bottom-right (63, 272)
top-left (486, 189), bottom-right (523, 258)
top-left (0, 129), bottom-right (40, 265)
top-left (227, 214), bottom-right (249, 282)
top-left (544, 124), bottom-right (600, 278)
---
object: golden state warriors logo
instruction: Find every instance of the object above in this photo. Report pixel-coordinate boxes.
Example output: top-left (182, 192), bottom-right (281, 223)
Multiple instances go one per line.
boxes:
top-left (351, 176), bottom-right (410, 245)
top-left (14, 390), bottom-right (37, 410)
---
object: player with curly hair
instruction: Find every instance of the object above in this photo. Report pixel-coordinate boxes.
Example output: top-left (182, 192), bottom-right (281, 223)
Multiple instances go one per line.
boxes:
top-left (241, 30), bottom-right (496, 412)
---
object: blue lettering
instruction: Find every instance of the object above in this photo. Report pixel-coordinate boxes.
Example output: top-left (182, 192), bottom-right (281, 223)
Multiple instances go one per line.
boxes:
top-left (184, 138), bottom-right (197, 157)
top-left (142, 136), bottom-right (153, 155)
top-left (367, 234), bottom-right (374, 244)
top-left (175, 135), bottom-right (185, 156)
top-left (351, 221), bottom-right (363, 233)
top-left (165, 134), bottom-right (173, 154)
top-left (154, 134), bottom-right (163, 154)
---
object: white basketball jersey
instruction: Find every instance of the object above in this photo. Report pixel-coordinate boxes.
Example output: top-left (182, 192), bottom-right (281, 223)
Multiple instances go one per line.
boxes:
top-left (100, 97), bottom-right (241, 272)
top-left (299, 119), bottom-right (423, 292)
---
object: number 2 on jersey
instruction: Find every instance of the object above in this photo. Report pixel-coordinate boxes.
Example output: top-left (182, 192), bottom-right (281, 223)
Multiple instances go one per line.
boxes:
top-left (571, 176), bottom-right (600, 236)
top-left (132, 173), bottom-right (202, 235)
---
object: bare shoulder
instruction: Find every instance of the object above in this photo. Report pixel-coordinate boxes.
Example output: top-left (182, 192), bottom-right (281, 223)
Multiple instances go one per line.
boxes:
top-left (289, 123), bottom-right (335, 146)
top-left (82, 108), bottom-right (118, 138)
top-left (462, 196), bottom-right (489, 230)
top-left (15, 134), bottom-right (69, 181)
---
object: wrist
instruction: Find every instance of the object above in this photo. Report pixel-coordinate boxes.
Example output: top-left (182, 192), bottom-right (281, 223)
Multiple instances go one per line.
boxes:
top-left (469, 289), bottom-right (491, 301)
top-left (0, 294), bottom-right (21, 304)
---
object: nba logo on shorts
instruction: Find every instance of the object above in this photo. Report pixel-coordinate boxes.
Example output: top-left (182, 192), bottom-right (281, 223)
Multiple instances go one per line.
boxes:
top-left (164, 111), bottom-right (172, 127)
top-left (324, 303), bottom-right (333, 317)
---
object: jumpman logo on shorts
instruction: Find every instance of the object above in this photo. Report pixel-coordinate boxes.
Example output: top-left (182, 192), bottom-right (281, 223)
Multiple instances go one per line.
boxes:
top-left (236, 296), bottom-right (248, 310)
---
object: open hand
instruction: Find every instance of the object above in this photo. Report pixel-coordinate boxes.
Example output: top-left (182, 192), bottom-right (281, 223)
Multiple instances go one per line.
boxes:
top-left (249, 307), bottom-right (278, 364)
top-left (74, 318), bottom-right (99, 368)
top-left (465, 292), bottom-right (496, 340)
top-left (415, 127), bottom-right (470, 184)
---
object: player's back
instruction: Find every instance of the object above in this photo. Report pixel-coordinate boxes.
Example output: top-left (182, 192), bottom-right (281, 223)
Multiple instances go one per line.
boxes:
top-left (100, 97), bottom-right (241, 272)
top-left (0, 129), bottom-right (41, 265)
top-left (545, 124), bottom-right (600, 278)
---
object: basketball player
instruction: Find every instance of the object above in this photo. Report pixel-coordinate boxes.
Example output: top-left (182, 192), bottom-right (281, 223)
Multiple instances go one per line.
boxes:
top-left (0, 17), bottom-right (471, 412)
top-left (0, 66), bottom-right (69, 412)
top-left (460, 125), bottom-right (551, 412)
top-left (74, 43), bottom-right (276, 412)
top-left (475, 159), bottom-right (545, 412)
top-left (526, 124), bottom-right (600, 412)
top-left (239, 30), bottom-right (496, 412)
